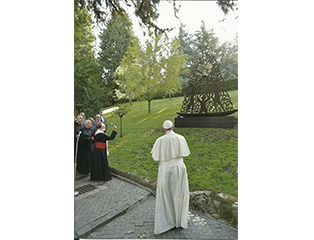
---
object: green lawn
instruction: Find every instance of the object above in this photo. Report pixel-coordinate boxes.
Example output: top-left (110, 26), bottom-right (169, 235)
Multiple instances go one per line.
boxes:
top-left (103, 90), bottom-right (238, 197)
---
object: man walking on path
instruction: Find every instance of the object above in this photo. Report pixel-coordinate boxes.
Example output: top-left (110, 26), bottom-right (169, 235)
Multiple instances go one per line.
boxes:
top-left (151, 120), bottom-right (191, 235)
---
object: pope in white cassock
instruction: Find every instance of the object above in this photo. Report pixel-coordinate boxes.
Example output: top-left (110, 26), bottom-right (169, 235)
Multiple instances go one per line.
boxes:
top-left (151, 120), bottom-right (191, 235)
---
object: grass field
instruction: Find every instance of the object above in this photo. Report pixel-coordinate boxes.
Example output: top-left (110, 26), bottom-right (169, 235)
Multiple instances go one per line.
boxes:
top-left (102, 90), bottom-right (238, 197)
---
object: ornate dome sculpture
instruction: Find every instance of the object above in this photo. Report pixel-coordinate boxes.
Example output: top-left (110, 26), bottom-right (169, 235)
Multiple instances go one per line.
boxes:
top-left (178, 53), bottom-right (238, 117)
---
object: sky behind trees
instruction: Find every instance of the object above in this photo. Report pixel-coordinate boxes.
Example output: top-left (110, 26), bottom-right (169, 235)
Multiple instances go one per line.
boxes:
top-left (93, 1), bottom-right (238, 49)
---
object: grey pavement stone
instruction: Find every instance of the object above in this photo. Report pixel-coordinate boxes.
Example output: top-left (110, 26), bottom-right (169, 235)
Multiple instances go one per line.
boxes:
top-left (76, 224), bottom-right (92, 237)
top-left (85, 195), bottom-right (238, 239)
top-left (75, 174), bottom-right (238, 239)
top-left (116, 203), bottom-right (130, 213)
top-left (74, 176), bottom-right (152, 237)
top-left (135, 219), bottom-right (144, 226)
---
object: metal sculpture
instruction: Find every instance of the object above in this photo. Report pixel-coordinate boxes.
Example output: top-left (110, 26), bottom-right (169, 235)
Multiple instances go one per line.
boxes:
top-left (177, 53), bottom-right (237, 117)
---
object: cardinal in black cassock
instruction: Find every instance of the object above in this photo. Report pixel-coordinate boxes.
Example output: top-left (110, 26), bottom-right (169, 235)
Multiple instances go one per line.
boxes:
top-left (90, 122), bottom-right (117, 181)
top-left (77, 120), bottom-right (93, 174)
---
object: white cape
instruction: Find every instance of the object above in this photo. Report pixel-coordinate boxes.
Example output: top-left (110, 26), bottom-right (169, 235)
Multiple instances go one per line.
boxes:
top-left (151, 130), bottom-right (190, 161)
top-left (151, 131), bottom-right (190, 234)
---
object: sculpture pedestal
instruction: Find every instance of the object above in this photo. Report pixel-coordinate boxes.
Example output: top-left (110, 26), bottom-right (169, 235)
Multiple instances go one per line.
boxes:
top-left (175, 116), bottom-right (235, 129)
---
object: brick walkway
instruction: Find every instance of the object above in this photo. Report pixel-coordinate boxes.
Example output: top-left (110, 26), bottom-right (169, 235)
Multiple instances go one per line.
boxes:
top-left (74, 174), bottom-right (238, 239)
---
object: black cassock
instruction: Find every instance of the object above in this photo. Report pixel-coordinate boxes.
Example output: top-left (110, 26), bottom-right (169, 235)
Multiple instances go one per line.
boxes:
top-left (74, 121), bottom-right (84, 160)
top-left (91, 130), bottom-right (117, 181)
top-left (77, 127), bottom-right (93, 174)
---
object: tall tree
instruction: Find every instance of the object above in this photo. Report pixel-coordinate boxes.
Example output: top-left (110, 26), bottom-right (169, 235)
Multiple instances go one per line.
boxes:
top-left (163, 39), bottom-right (188, 100)
top-left (194, 23), bottom-right (238, 81)
top-left (74, 6), bottom-right (106, 117)
top-left (114, 37), bottom-right (141, 105)
top-left (116, 33), bottom-right (187, 113)
top-left (176, 24), bottom-right (198, 93)
top-left (219, 34), bottom-right (238, 81)
top-left (194, 21), bottom-right (220, 59)
top-left (192, 21), bottom-right (222, 79)
top-left (176, 21), bottom-right (238, 95)
top-left (177, 24), bottom-right (199, 68)
top-left (98, 14), bottom-right (135, 105)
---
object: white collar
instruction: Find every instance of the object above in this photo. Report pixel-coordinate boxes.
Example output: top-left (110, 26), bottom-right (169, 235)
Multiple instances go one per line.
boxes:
top-left (95, 129), bottom-right (105, 136)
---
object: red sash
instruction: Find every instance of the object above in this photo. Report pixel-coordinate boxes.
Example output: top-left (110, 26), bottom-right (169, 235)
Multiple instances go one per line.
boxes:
top-left (94, 142), bottom-right (106, 149)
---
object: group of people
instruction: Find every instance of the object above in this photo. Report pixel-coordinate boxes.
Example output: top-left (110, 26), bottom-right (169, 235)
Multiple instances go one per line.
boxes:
top-left (74, 110), bottom-right (117, 182)
top-left (75, 110), bottom-right (192, 235)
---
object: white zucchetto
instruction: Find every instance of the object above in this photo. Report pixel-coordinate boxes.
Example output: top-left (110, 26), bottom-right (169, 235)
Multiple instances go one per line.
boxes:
top-left (163, 120), bottom-right (173, 129)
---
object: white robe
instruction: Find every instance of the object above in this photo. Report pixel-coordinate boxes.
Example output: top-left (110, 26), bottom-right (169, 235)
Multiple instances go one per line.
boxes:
top-left (151, 130), bottom-right (190, 234)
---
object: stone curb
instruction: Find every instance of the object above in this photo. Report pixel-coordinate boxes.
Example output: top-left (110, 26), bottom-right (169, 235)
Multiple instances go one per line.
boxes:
top-left (109, 166), bottom-right (157, 192)
top-left (74, 179), bottom-right (152, 238)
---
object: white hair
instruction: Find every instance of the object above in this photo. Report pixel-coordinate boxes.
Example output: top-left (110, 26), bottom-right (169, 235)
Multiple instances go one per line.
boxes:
top-left (96, 114), bottom-right (100, 118)
top-left (85, 120), bottom-right (91, 125)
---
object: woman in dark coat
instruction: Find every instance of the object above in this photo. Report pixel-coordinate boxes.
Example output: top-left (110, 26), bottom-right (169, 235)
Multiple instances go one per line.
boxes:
top-left (91, 122), bottom-right (117, 181)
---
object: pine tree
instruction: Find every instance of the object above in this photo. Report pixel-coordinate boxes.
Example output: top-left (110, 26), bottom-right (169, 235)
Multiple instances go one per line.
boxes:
top-left (74, 6), bottom-right (106, 117)
top-left (98, 14), bottom-right (135, 105)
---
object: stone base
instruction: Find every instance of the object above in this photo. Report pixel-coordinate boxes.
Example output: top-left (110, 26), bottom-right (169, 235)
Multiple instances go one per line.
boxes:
top-left (175, 116), bottom-right (234, 129)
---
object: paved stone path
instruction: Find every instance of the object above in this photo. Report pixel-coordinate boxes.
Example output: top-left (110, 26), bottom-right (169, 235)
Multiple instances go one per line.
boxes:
top-left (74, 174), bottom-right (238, 239)
top-left (102, 107), bottom-right (119, 115)
top-left (74, 175), bottom-right (151, 237)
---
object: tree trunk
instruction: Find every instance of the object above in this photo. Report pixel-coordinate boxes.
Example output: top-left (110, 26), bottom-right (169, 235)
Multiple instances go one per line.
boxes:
top-left (169, 92), bottom-right (171, 101)
top-left (120, 116), bottom-right (123, 138)
top-left (148, 100), bottom-right (151, 113)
